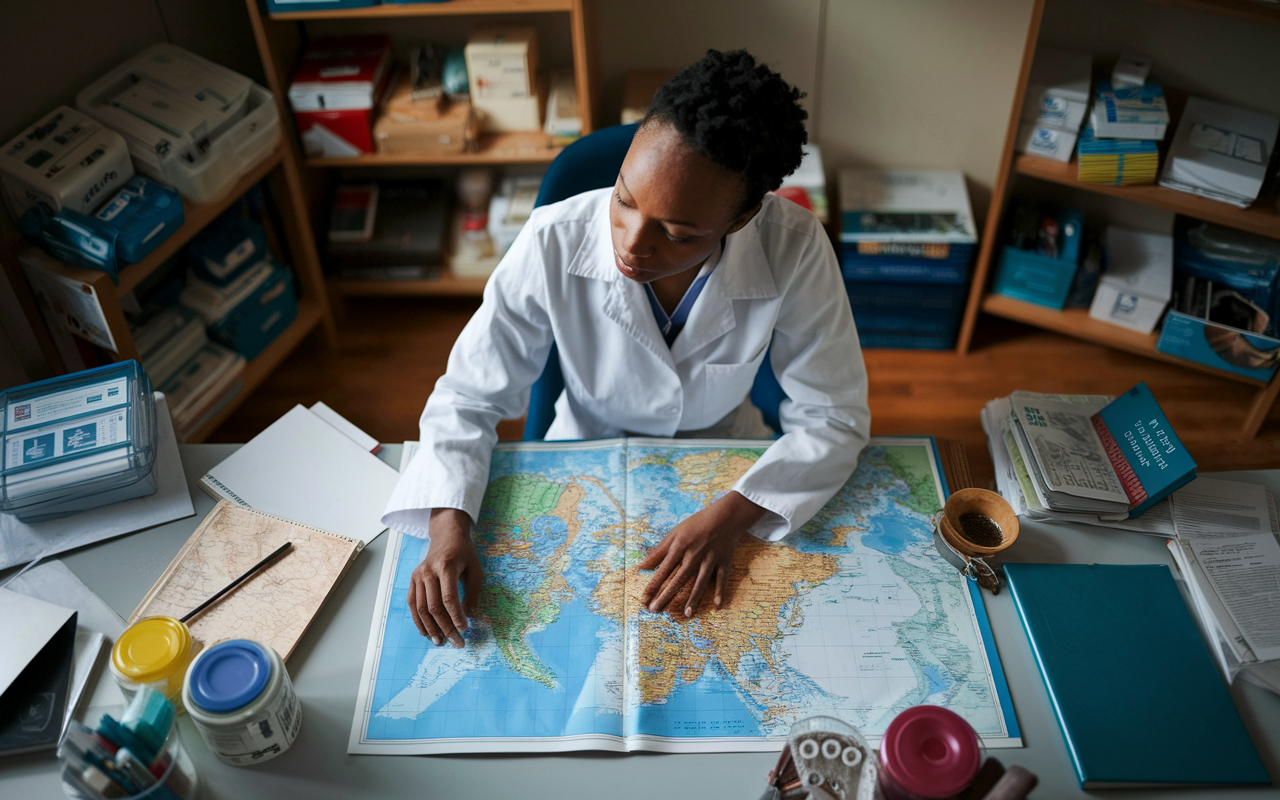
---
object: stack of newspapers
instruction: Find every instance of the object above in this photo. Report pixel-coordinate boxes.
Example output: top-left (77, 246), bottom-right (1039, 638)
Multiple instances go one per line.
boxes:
top-left (982, 388), bottom-right (1188, 535)
top-left (1166, 477), bottom-right (1280, 696)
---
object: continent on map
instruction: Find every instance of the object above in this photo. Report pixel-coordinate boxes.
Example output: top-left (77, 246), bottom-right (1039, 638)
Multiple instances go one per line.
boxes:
top-left (593, 535), bottom-right (838, 725)
top-left (474, 474), bottom-right (584, 689)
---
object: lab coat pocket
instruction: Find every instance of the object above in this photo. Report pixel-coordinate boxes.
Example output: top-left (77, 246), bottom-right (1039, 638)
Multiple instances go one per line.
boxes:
top-left (701, 358), bottom-right (764, 427)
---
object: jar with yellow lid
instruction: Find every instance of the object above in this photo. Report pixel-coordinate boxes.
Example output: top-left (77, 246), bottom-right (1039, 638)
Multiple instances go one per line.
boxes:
top-left (110, 616), bottom-right (200, 706)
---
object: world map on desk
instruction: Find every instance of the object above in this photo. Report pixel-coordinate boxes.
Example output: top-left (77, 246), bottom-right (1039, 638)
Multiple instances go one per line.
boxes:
top-left (348, 437), bottom-right (1019, 754)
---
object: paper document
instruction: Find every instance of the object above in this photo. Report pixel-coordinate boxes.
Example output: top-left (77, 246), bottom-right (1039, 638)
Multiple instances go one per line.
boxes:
top-left (1171, 477), bottom-right (1279, 539)
top-left (1009, 392), bottom-right (1127, 507)
top-left (4, 560), bottom-right (127, 734)
top-left (200, 404), bottom-right (399, 542)
top-left (1189, 535), bottom-right (1280, 663)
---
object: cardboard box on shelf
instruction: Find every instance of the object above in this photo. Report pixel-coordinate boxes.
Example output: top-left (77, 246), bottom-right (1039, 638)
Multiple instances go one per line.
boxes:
top-left (466, 27), bottom-right (539, 101)
top-left (1088, 227), bottom-right (1173, 334)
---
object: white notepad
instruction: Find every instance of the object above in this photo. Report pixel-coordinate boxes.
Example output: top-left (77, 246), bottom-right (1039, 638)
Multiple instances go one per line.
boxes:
top-left (200, 404), bottom-right (398, 542)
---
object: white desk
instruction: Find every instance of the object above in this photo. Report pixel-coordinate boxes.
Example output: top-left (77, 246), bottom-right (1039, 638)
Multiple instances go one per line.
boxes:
top-left (2, 445), bottom-right (1279, 798)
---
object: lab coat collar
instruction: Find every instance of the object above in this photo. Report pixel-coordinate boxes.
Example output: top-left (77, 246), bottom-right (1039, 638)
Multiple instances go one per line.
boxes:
top-left (567, 192), bottom-right (779, 366)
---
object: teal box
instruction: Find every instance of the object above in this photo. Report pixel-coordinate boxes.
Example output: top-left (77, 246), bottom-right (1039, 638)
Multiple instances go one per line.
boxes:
top-left (1156, 310), bottom-right (1280, 382)
top-left (208, 266), bottom-right (297, 361)
top-left (993, 207), bottom-right (1083, 309)
top-left (993, 245), bottom-right (1080, 309)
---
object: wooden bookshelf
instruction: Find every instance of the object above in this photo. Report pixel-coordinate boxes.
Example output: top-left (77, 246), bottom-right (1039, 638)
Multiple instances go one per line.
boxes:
top-left (246, 0), bottom-right (596, 304)
top-left (329, 271), bottom-right (489, 298)
top-left (117, 146), bottom-right (286, 294)
top-left (269, 0), bottom-right (573, 21)
top-left (957, 0), bottom-right (1280, 438)
top-left (1014, 156), bottom-right (1280, 240)
top-left (305, 132), bottom-right (563, 167)
top-left (185, 298), bottom-right (326, 442)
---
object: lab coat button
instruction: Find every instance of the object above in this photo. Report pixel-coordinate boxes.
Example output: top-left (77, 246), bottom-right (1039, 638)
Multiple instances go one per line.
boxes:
top-left (661, 405), bottom-right (679, 416)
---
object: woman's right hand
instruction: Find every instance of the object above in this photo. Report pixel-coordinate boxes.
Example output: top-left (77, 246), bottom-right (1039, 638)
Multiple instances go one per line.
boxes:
top-left (407, 508), bottom-right (484, 647)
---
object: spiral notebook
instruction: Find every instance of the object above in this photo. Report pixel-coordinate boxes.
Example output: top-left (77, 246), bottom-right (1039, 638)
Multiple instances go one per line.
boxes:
top-left (130, 501), bottom-right (365, 660)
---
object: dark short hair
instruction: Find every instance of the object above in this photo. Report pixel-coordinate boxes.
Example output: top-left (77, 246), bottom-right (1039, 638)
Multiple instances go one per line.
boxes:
top-left (642, 49), bottom-right (808, 215)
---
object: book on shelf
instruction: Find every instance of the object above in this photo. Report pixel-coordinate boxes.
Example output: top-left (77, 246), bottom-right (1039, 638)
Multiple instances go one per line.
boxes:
top-left (984, 383), bottom-right (1195, 525)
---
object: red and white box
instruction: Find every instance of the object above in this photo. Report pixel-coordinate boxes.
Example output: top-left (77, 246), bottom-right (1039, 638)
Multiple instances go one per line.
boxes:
top-left (288, 35), bottom-right (392, 157)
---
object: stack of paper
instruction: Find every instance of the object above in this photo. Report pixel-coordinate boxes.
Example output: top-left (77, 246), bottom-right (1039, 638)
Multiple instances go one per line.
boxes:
top-left (1166, 477), bottom-right (1280, 696)
top-left (1076, 125), bottom-right (1160, 185)
top-left (981, 384), bottom-right (1196, 529)
top-left (1017, 47), bottom-right (1092, 162)
top-left (200, 403), bottom-right (398, 542)
top-left (157, 343), bottom-right (245, 441)
top-left (1159, 97), bottom-right (1279, 208)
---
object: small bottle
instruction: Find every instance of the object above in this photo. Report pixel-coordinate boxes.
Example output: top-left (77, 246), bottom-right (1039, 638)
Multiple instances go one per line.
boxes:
top-left (878, 706), bottom-right (982, 800)
top-left (182, 639), bottom-right (302, 766)
top-left (110, 617), bottom-right (198, 707)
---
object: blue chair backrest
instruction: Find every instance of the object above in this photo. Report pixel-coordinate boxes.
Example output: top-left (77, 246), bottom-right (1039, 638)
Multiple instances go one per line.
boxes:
top-left (521, 123), bottom-right (786, 439)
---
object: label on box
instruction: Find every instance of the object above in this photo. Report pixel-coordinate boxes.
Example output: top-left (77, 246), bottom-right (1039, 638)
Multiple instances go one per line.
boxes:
top-left (472, 54), bottom-right (532, 99)
top-left (6, 376), bottom-right (128, 432)
top-left (1190, 123), bottom-right (1265, 164)
top-left (4, 407), bottom-right (131, 471)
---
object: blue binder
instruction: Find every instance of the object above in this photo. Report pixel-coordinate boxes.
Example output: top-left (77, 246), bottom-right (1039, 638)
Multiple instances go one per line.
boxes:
top-left (1004, 563), bottom-right (1270, 788)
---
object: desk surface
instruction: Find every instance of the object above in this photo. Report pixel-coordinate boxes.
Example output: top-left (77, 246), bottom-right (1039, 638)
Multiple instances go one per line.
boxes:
top-left (3, 444), bottom-right (1279, 799)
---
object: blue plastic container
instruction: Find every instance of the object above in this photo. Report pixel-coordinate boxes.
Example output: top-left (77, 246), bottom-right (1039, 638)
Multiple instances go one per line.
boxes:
top-left (1157, 310), bottom-right (1280, 382)
top-left (208, 266), bottom-right (298, 360)
top-left (265, 0), bottom-right (378, 14)
top-left (992, 207), bottom-right (1084, 309)
top-left (1, 361), bottom-right (157, 520)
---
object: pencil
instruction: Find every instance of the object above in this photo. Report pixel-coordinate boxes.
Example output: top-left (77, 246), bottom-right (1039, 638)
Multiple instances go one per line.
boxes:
top-left (179, 541), bottom-right (292, 624)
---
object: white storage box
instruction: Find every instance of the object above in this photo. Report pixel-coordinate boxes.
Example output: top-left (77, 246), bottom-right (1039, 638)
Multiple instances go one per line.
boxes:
top-left (1089, 227), bottom-right (1173, 334)
top-left (1017, 122), bottom-right (1079, 162)
top-left (76, 45), bottom-right (280, 204)
top-left (0, 107), bottom-right (134, 219)
top-left (1021, 47), bottom-right (1091, 131)
top-left (1160, 97), bottom-right (1278, 207)
top-left (466, 27), bottom-right (539, 101)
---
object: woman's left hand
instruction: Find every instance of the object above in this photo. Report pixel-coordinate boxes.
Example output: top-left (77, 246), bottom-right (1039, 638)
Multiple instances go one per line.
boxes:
top-left (639, 490), bottom-right (767, 617)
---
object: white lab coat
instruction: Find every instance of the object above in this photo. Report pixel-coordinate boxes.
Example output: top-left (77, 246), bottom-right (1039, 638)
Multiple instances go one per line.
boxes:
top-left (383, 188), bottom-right (871, 541)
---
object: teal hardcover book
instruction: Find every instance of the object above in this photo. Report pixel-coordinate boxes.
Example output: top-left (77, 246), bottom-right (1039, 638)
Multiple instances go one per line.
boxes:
top-left (1004, 563), bottom-right (1270, 788)
top-left (1094, 381), bottom-right (1197, 518)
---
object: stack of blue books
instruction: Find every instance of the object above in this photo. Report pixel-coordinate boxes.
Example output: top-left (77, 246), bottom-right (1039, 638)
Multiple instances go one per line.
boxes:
top-left (838, 170), bottom-right (978, 349)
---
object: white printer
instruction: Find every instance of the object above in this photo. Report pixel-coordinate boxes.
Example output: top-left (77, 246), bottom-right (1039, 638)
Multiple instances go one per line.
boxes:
top-left (77, 44), bottom-right (280, 204)
top-left (0, 106), bottom-right (134, 220)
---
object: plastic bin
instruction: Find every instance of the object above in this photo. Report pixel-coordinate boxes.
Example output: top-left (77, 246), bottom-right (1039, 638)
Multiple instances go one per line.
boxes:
top-left (992, 207), bottom-right (1084, 309)
top-left (1, 361), bottom-right (157, 521)
top-left (76, 45), bottom-right (280, 204)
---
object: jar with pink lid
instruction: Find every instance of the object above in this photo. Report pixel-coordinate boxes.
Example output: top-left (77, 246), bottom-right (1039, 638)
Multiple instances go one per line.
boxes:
top-left (877, 705), bottom-right (983, 800)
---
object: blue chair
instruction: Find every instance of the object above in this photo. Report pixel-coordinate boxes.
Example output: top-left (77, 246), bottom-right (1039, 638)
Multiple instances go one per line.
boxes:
top-left (522, 123), bottom-right (787, 440)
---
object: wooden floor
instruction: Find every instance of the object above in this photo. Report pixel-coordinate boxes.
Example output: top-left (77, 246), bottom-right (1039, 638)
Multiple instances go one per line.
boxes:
top-left (211, 297), bottom-right (1280, 487)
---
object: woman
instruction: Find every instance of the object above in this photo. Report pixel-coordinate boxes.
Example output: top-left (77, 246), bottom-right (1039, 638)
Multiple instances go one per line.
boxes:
top-left (385, 49), bottom-right (870, 648)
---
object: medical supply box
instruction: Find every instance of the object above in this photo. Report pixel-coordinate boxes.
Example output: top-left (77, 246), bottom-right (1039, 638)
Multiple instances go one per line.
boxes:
top-left (76, 44), bottom-right (280, 204)
top-left (466, 27), bottom-right (543, 133)
top-left (2, 361), bottom-right (158, 522)
top-left (1089, 227), bottom-right (1174, 334)
top-left (183, 261), bottom-right (298, 361)
top-left (289, 36), bottom-right (393, 157)
top-left (187, 215), bottom-right (269, 286)
top-left (18, 176), bottom-right (184, 280)
top-left (0, 106), bottom-right (134, 220)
